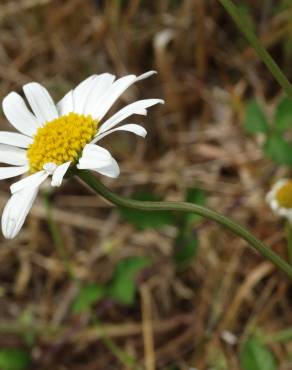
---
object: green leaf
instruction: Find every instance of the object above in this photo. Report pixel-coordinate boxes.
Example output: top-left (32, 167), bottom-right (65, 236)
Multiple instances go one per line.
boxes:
top-left (263, 134), bottom-right (292, 165)
top-left (108, 257), bottom-right (151, 305)
top-left (0, 349), bottom-right (31, 370)
top-left (118, 192), bottom-right (175, 229)
top-left (173, 231), bottom-right (199, 267)
top-left (185, 188), bottom-right (206, 225)
top-left (244, 100), bottom-right (269, 134)
top-left (240, 336), bottom-right (277, 370)
top-left (274, 96), bottom-right (292, 130)
top-left (72, 283), bottom-right (105, 313)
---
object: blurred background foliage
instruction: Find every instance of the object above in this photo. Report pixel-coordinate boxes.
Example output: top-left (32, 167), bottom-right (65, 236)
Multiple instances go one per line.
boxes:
top-left (0, 0), bottom-right (291, 369)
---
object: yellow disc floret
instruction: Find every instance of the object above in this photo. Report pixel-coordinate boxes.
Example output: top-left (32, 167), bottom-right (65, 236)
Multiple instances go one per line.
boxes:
top-left (276, 181), bottom-right (292, 208)
top-left (27, 112), bottom-right (98, 173)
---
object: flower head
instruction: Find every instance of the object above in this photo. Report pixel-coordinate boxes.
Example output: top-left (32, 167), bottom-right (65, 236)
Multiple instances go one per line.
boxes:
top-left (0, 71), bottom-right (164, 238)
top-left (266, 179), bottom-right (292, 222)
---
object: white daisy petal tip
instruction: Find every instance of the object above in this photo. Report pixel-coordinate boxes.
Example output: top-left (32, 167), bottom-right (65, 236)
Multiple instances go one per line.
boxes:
top-left (266, 179), bottom-right (292, 222)
top-left (2, 216), bottom-right (17, 239)
top-left (94, 124), bottom-right (147, 142)
top-left (23, 82), bottom-right (58, 124)
top-left (137, 70), bottom-right (158, 81)
top-left (2, 186), bottom-right (39, 239)
top-left (2, 91), bottom-right (40, 137)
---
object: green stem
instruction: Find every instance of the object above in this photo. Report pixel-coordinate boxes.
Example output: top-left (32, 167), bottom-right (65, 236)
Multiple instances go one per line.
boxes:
top-left (77, 170), bottom-right (292, 279)
top-left (218, 0), bottom-right (292, 98)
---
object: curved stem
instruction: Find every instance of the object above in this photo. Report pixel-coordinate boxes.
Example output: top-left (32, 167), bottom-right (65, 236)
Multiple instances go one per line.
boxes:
top-left (77, 170), bottom-right (292, 279)
top-left (218, 0), bottom-right (292, 98)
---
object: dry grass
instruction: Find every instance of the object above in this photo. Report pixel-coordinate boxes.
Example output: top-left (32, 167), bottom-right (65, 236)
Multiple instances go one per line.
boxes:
top-left (0, 0), bottom-right (291, 369)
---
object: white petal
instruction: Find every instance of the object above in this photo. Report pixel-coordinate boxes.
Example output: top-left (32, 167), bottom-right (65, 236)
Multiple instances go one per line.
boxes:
top-left (90, 71), bottom-right (156, 121)
top-left (270, 199), bottom-right (279, 211)
top-left (92, 74), bottom-right (136, 120)
top-left (23, 82), bottom-right (58, 125)
top-left (92, 158), bottom-right (120, 178)
top-left (79, 156), bottom-right (120, 178)
top-left (77, 157), bottom-right (114, 169)
top-left (72, 75), bottom-right (98, 114)
top-left (43, 162), bottom-right (57, 175)
top-left (83, 73), bottom-right (116, 117)
top-left (0, 145), bottom-right (28, 166)
top-left (0, 132), bottom-right (33, 148)
top-left (0, 165), bottom-right (29, 180)
top-left (57, 90), bottom-right (74, 116)
top-left (1, 185), bottom-right (39, 239)
top-left (278, 207), bottom-right (288, 216)
top-left (136, 70), bottom-right (157, 81)
top-left (94, 124), bottom-right (147, 142)
top-left (81, 144), bottom-right (113, 160)
top-left (99, 99), bottom-right (164, 134)
top-left (2, 92), bottom-right (40, 136)
top-left (10, 170), bottom-right (48, 194)
top-left (51, 161), bottom-right (71, 187)
top-left (77, 144), bottom-right (116, 169)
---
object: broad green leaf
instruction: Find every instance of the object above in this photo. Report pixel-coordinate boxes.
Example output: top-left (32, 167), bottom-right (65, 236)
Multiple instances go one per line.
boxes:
top-left (274, 96), bottom-right (292, 130)
top-left (244, 100), bottom-right (269, 134)
top-left (240, 336), bottom-right (277, 370)
top-left (108, 257), bottom-right (151, 305)
top-left (72, 283), bottom-right (105, 313)
top-left (118, 192), bottom-right (175, 229)
top-left (0, 349), bottom-right (31, 370)
top-left (173, 231), bottom-right (198, 267)
top-left (185, 188), bottom-right (206, 225)
top-left (263, 134), bottom-right (292, 165)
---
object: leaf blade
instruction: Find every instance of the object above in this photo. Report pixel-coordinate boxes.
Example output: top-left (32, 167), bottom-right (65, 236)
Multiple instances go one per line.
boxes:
top-left (244, 100), bottom-right (269, 134)
top-left (240, 336), bottom-right (277, 370)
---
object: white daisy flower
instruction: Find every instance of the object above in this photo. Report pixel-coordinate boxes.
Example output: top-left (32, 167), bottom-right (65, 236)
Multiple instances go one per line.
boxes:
top-left (266, 179), bottom-right (292, 222)
top-left (0, 71), bottom-right (164, 239)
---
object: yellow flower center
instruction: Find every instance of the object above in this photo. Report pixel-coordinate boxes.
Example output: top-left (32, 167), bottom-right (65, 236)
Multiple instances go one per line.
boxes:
top-left (27, 113), bottom-right (98, 173)
top-left (275, 181), bottom-right (292, 208)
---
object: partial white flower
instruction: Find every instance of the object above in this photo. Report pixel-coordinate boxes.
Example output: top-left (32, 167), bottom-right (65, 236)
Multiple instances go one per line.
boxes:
top-left (0, 71), bottom-right (164, 238)
top-left (266, 179), bottom-right (292, 222)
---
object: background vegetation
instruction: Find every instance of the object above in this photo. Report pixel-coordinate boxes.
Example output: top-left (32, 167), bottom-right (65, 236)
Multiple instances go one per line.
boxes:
top-left (0, 0), bottom-right (291, 369)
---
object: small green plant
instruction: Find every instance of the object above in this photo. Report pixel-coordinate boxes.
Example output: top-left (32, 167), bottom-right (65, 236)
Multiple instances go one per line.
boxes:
top-left (72, 283), bottom-right (106, 314)
top-left (73, 188), bottom-right (207, 314)
top-left (244, 97), bottom-right (292, 165)
top-left (240, 335), bottom-right (277, 370)
top-left (108, 256), bottom-right (151, 304)
top-left (72, 256), bottom-right (151, 313)
top-left (118, 188), bottom-right (206, 268)
top-left (0, 349), bottom-right (31, 370)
